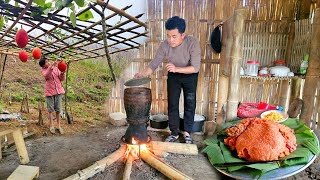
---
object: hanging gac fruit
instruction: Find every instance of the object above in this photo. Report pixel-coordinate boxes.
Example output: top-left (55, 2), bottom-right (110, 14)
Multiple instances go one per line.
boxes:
top-left (32, 47), bottom-right (42, 59)
top-left (19, 50), bottom-right (28, 62)
top-left (58, 61), bottom-right (67, 72)
top-left (15, 28), bottom-right (28, 48)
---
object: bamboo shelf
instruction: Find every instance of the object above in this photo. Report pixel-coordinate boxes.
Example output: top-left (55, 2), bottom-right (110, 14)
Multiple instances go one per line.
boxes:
top-left (240, 75), bottom-right (305, 80)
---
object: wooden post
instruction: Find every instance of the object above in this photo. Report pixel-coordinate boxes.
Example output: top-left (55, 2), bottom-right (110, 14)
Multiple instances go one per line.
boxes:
top-left (20, 94), bottom-right (29, 113)
top-left (38, 101), bottom-right (44, 126)
top-left (226, 8), bottom-right (247, 121)
top-left (0, 136), bottom-right (2, 160)
top-left (301, 8), bottom-right (320, 127)
top-left (290, 78), bottom-right (302, 103)
top-left (12, 129), bottom-right (29, 164)
top-left (140, 150), bottom-right (193, 180)
top-left (0, 54), bottom-right (8, 94)
top-left (279, 79), bottom-right (291, 111)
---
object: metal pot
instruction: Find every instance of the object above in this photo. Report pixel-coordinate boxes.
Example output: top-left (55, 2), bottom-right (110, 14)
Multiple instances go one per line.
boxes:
top-left (179, 113), bottom-right (206, 132)
top-left (149, 114), bottom-right (168, 129)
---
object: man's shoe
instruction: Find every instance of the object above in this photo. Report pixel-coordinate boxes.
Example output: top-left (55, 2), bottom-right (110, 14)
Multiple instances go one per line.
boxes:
top-left (165, 135), bottom-right (179, 142)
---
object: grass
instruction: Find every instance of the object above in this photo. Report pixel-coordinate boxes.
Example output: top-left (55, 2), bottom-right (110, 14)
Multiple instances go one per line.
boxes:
top-left (0, 53), bottom-right (131, 124)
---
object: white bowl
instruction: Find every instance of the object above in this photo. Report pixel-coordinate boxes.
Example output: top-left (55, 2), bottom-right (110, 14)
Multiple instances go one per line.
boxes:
top-left (260, 110), bottom-right (288, 123)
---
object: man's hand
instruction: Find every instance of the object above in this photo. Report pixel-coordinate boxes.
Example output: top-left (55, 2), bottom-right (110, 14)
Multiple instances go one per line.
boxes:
top-left (134, 73), bottom-right (144, 78)
top-left (134, 67), bottom-right (153, 78)
top-left (166, 63), bottom-right (177, 73)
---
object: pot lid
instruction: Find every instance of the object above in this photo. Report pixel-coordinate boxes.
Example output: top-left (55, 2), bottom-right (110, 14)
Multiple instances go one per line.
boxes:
top-left (124, 77), bottom-right (151, 86)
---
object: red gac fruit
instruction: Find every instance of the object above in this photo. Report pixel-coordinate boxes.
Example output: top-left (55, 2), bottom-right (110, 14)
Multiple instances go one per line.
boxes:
top-left (15, 28), bottom-right (29, 48)
top-left (58, 61), bottom-right (67, 72)
top-left (32, 47), bottom-right (42, 59)
top-left (19, 50), bottom-right (28, 62)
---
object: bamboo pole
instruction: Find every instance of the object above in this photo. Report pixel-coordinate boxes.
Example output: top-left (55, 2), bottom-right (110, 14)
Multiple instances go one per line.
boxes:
top-left (285, 22), bottom-right (295, 65)
top-left (140, 150), bottom-right (193, 180)
top-left (150, 141), bottom-right (198, 155)
top-left (39, 6), bottom-right (138, 50)
top-left (69, 46), bottom-right (141, 62)
top-left (32, 5), bottom-right (95, 41)
top-left (66, 32), bottom-right (148, 57)
top-left (0, 0), bottom-right (33, 41)
top-left (2, 3), bottom-right (66, 46)
top-left (226, 8), bottom-right (247, 121)
top-left (46, 14), bottom-right (144, 56)
top-left (0, 53), bottom-right (8, 92)
top-left (96, 0), bottom-right (148, 29)
top-left (122, 155), bottom-right (133, 180)
top-left (64, 145), bottom-right (126, 180)
top-left (301, 8), bottom-right (320, 126)
top-left (12, 129), bottom-right (29, 164)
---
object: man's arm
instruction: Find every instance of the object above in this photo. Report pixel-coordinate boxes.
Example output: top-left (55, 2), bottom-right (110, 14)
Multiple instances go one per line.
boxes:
top-left (166, 64), bottom-right (195, 74)
top-left (134, 42), bottom-right (166, 78)
top-left (134, 67), bottom-right (153, 78)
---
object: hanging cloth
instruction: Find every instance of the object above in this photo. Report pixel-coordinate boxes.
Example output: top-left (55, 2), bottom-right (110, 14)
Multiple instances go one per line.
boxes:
top-left (210, 25), bottom-right (222, 53)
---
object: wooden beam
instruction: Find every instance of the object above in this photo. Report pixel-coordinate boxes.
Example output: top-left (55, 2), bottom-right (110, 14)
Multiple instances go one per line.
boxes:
top-left (45, 13), bottom-right (143, 56)
top-left (12, 129), bottom-right (29, 164)
top-left (122, 155), bottom-right (133, 180)
top-left (140, 150), bottom-right (193, 180)
top-left (150, 141), bottom-right (198, 155)
top-left (7, 165), bottom-right (39, 180)
top-left (72, 24), bottom-right (143, 50)
top-left (63, 145), bottom-right (126, 180)
top-left (39, 5), bottom-right (137, 50)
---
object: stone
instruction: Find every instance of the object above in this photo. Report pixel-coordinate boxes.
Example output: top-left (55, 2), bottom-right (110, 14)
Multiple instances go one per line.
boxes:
top-left (108, 112), bottom-right (127, 126)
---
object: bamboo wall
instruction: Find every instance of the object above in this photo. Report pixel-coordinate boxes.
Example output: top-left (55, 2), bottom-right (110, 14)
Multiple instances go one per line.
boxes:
top-left (107, 0), bottom-right (317, 127)
top-left (242, 21), bottom-right (290, 69)
top-left (289, 19), bottom-right (313, 72)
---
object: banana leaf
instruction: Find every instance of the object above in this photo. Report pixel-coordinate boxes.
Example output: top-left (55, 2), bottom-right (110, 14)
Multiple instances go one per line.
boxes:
top-left (203, 118), bottom-right (320, 177)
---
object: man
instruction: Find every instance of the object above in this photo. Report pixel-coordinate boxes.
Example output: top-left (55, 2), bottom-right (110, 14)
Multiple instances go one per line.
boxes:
top-left (135, 16), bottom-right (201, 144)
top-left (39, 57), bottom-right (66, 134)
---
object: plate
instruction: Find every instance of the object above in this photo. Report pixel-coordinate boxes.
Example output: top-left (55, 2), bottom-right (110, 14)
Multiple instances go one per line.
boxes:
top-left (261, 110), bottom-right (288, 123)
top-left (124, 77), bottom-right (151, 86)
top-left (216, 132), bottom-right (319, 180)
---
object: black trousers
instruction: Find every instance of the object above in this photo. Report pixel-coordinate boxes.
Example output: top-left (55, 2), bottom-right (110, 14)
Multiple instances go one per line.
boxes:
top-left (167, 72), bottom-right (198, 136)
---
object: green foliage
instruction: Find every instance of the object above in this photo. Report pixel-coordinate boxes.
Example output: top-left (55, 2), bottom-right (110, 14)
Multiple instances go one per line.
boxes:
top-left (34, 0), bottom-right (45, 7)
top-left (78, 10), bottom-right (94, 21)
top-left (70, 11), bottom-right (76, 27)
top-left (12, 93), bottom-right (23, 102)
top-left (74, 0), bottom-right (85, 7)
top-left (0, 16), bottom-right (4, 31)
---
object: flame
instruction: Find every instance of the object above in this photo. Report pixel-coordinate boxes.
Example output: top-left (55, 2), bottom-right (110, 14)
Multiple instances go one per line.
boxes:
top-left (124, 138), bottom-right (149, 160)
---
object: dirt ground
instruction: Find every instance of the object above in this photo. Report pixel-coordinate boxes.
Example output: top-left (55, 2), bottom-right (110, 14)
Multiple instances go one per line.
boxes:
top-left (0, 117), bottom-right (319, 180)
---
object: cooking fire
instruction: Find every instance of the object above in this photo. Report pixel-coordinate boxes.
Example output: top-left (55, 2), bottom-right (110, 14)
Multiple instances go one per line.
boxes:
top-left (65, 87), bottom-right (199, 180)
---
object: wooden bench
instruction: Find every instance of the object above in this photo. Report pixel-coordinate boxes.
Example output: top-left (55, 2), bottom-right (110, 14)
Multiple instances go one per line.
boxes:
top-left (7, 165), bottom-right (39, 180)
top-left (0, 129), bottom-right (29, 164)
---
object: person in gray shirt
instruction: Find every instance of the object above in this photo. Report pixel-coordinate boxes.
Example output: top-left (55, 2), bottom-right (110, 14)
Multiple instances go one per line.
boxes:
top-left (135, 16), bottom-right (201, 144)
